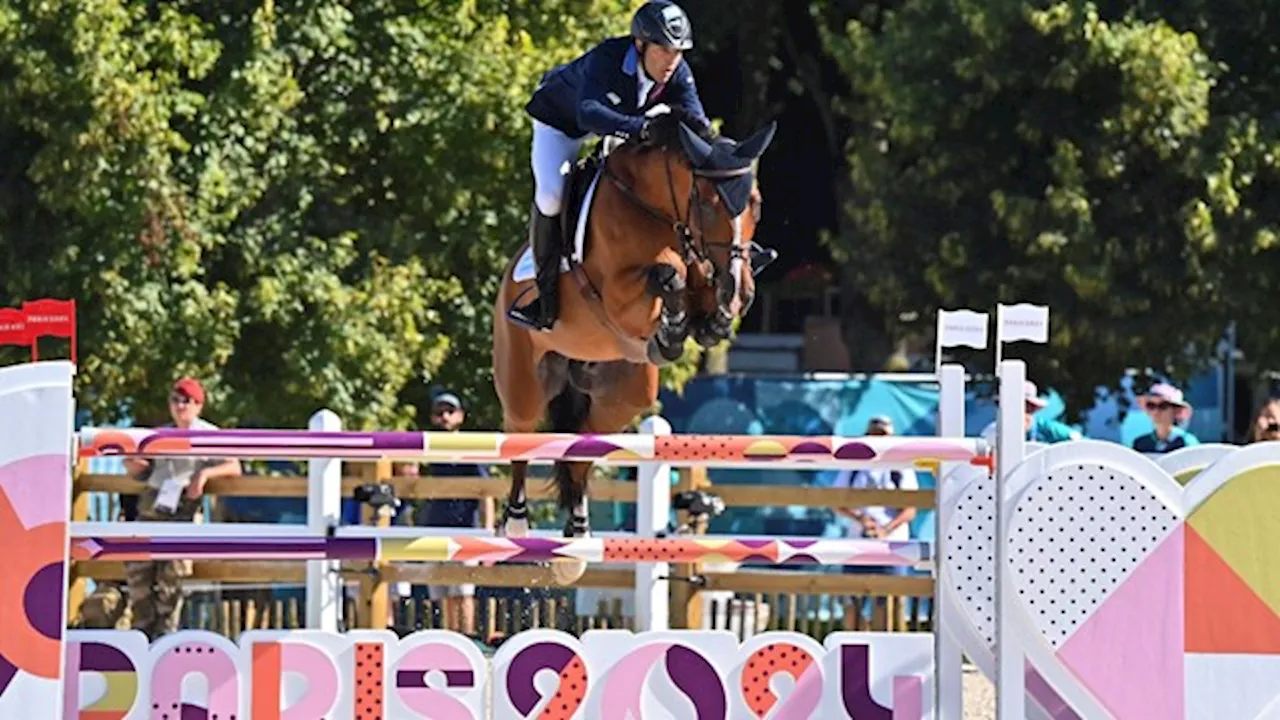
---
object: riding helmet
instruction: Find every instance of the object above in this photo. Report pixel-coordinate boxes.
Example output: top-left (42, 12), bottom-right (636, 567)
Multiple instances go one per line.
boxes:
top-left (630, 1), bottom-right (694, 51)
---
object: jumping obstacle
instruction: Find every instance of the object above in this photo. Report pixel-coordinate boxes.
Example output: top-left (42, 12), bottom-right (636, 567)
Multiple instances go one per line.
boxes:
top-left (5, 359), bottom-right (1277, 719)
top-left (71, 533), bottom-right (931, 567)
top-left (78, 425), bottom-right (990, 468)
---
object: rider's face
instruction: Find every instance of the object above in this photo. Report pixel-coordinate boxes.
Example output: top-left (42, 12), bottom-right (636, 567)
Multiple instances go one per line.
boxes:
top-left (640, 43), bottom-right (682, 83)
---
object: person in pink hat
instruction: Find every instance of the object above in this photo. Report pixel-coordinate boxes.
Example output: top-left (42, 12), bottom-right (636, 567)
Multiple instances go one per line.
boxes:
top-left (981, 379), bottom-right (1082, 445)
top-left (1131, 382), bottom-right (1200, 453)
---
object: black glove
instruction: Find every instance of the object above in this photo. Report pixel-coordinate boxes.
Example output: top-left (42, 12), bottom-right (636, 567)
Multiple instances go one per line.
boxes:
top-left (640, 107), bottom-right (688, 145)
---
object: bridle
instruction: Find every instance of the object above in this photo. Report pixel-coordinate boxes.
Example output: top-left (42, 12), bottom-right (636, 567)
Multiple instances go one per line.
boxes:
top-left (599, 145), bottom-right (753, 318)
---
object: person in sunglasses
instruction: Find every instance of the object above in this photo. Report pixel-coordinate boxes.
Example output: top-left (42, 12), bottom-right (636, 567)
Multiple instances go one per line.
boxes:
top-left (1248, 398), bottom-right (1280, 443)
top-left (119, 376), bottom-right (242, 640)
top-left (1131, 382), bottom-right (1200, 454)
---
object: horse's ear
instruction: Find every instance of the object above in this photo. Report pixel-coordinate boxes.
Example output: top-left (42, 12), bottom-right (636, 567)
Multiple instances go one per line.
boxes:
top-left (733, 121), bottom-right (778, 161)
top-left (678, 122), bottom-right (714, 167)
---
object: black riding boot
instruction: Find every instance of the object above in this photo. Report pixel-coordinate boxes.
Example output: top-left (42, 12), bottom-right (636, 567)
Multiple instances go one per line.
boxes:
top-left (508, 206), bottom-right (562, 332)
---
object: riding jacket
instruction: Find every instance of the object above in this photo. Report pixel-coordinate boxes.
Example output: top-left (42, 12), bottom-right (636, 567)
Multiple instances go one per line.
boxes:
top-left (525, 36), bottom-right (709, 141)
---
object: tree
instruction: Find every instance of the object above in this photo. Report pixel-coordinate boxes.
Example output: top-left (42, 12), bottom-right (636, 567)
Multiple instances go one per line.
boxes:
top-left (816, 0), bottom-right (1280, 411)
top-left (1, 0), bottom-right (698, 431)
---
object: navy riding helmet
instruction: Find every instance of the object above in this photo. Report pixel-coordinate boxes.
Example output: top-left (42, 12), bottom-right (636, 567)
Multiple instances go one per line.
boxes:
top-left (630, 1), bottom-right (694, 51)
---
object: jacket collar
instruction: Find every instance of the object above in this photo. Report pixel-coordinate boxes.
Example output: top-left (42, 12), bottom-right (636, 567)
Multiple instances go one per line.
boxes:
top-left (623, 44), bottom-right (638, 75)
top-left (623, 43), bottom-right (656, 103)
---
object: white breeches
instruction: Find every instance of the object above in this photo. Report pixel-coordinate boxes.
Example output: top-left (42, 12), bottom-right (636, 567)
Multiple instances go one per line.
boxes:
top-left (531, 120), bottom-right (589, 216)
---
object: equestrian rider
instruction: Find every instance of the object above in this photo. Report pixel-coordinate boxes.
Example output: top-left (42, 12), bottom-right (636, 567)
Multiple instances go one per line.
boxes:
top-left (508, 0), bottom-right (713, 332)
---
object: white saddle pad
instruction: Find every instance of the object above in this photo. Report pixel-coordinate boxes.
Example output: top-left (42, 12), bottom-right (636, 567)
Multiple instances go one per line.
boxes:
top-left (512, 165), bottom-right (602, 283)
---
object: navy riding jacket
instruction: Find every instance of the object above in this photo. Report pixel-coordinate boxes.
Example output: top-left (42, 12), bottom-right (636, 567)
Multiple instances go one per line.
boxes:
top-left (526, 36), bottom-right (709, 140)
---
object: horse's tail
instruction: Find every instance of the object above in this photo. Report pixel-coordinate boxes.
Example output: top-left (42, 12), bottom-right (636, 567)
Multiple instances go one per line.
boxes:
top-left (546, 380), bottom-right (592, 513)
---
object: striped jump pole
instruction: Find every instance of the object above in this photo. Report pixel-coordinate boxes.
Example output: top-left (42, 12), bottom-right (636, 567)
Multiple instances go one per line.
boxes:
top-left (70, 532), bottom-right (930, 567)
top-left (78, 426), bottom-right (992, 470)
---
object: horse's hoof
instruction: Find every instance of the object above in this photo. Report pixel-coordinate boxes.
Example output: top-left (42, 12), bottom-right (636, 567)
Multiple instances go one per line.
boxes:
top-left (500, 516), bottom-right (530, 538)
top-left (551, 558), bottom-right (588, 585)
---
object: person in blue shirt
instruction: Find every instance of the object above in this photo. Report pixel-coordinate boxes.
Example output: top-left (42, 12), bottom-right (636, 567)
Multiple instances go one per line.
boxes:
top-left (982, 380), bottom-right (1083, 445)
top-left (408, 390), bottom-right (491, 635)
top-left (509, 0), bottom-right (712, 332)
top-left (1131, 382), bottom-right (1199, 453)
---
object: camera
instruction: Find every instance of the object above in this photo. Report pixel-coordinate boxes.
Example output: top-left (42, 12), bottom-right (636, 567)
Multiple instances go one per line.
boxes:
top-left (672, 490), bottom-right (725, 520)
top-left (353, 482), bottom-right (400, 512)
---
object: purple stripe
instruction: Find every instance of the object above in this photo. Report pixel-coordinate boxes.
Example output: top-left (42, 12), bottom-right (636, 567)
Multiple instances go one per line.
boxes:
top-left (328, 538), bottom-right (378, 560)
top-left (790, 441), bottom-right (831, 456)
top-left (666, 646), bottom-right (726, 718)
top-left (397, 669), bottom-right (426, 688)
top-left (444, 670), bottom-right (475, 687)
top-left (79, 643), bottom-right (135, 673)
top-left (0, 654), bottom-right (16, 697)
top-left (508, 643), bottom-right (576, 715)
top-left (564, 438), bottom-right (625, 458)
top-left (834, 442), bottom-right (876, 460)
top-left (841, 644), bottom-right (891, 719)
top-left (140, 429), bottom-right (425, 451)
top-left (738, 540), bottom-right (776, 550)
top-left (396, 669), bottom-right (475, 688)
top-left (91, 537), bottom-right (377, 561)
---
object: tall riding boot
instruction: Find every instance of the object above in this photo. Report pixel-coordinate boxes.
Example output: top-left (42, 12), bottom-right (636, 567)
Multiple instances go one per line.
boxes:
top-left (508, 207), bottom-right (562, 331)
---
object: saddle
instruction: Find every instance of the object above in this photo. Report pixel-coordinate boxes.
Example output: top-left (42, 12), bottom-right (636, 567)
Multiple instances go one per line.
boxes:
top-left (556, 150), bottom-right (603, 262)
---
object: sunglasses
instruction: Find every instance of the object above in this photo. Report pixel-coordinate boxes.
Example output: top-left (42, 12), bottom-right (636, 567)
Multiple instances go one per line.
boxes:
top-left (1149, 401), bottom-right (1178, 411)
top-left (431, 405), bottom-right (461, 416)
top-left (169, 393), bottom-right (195, 405)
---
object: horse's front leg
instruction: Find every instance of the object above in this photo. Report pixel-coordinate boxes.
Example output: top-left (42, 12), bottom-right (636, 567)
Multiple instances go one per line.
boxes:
top-left (644, 263), bottom-right (689, 366)
top-left (500, 460), bottom-right (530, 538)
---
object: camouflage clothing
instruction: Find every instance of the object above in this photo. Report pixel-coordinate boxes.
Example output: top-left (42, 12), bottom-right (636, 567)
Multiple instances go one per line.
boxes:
top-left (124, 481), bottom-right (204, 641)
top-left (74, 582), bottom-right (132, 630)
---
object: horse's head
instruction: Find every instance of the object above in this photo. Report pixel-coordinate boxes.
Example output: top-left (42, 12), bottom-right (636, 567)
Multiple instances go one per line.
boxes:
top-left (611, 112), bottom-right (779, 348)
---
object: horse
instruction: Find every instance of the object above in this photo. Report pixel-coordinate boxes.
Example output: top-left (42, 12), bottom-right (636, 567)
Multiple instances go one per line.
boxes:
top-left (492, 112), bottom-right (778, 583)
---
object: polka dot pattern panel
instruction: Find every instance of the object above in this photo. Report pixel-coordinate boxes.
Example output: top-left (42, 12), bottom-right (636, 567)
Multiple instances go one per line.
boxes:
top-left (1007, 463), bottom-right (1177, 649)
top-left (947, 475), bottom-right (996, 647)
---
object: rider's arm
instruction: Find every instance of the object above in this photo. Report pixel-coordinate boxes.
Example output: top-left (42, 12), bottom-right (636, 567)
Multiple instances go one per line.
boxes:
top-left (576, 48), bottom-right (647, 139)
top-left (660, 61), bottom-right (710, 129)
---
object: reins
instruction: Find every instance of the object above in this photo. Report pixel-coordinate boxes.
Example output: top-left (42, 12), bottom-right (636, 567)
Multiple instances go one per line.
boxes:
top-left (599, 148), bottom-right (752, 286)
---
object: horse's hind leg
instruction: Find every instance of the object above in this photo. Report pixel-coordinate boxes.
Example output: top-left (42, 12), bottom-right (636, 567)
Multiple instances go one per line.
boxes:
top-left (549, 362), bottom-right (661, 584)
top-left (493, 302), bottom-right (550, 539)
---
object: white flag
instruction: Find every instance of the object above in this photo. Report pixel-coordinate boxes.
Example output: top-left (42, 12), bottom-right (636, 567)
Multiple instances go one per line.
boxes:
top-left (936, 309), bottom-right (989, 350)
top-left (998, 303), bottom-right (1050, 344)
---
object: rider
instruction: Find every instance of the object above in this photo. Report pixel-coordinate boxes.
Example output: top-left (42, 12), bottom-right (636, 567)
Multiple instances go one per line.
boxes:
top-left (508, 0), bottom-right (713, 332)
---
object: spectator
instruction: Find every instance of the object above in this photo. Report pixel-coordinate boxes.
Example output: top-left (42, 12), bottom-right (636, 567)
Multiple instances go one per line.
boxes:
top-left (981, 380), bottom-right (1081, 445)
top-left (1131, 382), bottom-right (1199, 453)
top-left (121, 377), bottom-right (241, 641)
top-left (1247, 398), bottom-right (1280, 444)
top-left (834, 416), bottom-right (917, 628)
top-left (73, 495), bottom-right (138, 630)
top-left (409, 390), bottom-right (490, 637)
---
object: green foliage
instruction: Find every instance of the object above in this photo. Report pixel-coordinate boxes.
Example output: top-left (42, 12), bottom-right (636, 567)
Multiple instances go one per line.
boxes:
top-left (0, 0), bottom-right (653, 430)
top-left (817, 0), bottom-right (1280, 411)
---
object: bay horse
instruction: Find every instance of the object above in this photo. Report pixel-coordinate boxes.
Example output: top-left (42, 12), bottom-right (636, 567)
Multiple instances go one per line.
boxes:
top-left (491, 112), bottom-right (778, 583)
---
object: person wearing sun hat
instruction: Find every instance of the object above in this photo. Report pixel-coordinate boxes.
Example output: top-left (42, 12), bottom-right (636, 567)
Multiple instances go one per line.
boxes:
top-left (981, 379), bottom-right (1082, 445)
top-left (1131, 382), bottom-right (1199, 454)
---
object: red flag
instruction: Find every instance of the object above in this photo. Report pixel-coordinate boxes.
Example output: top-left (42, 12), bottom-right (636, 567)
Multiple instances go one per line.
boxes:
top-left (0, 308), bottom-right (28, 349)
top-left (22, 298), bottom-right (76, 363)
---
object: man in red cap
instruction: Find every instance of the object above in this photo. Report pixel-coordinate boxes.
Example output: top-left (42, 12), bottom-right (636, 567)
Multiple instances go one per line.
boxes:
top-left (119, 376), bottom-right (241, 640)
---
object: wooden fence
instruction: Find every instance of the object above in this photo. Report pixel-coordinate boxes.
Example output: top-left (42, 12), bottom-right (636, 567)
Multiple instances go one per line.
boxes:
top-left (69, 460), bottom-right (936, 643)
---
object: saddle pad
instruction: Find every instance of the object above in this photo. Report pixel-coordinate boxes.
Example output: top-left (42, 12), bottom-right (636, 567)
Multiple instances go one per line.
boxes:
top-left (512, 165), bottom-right (602, 283)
